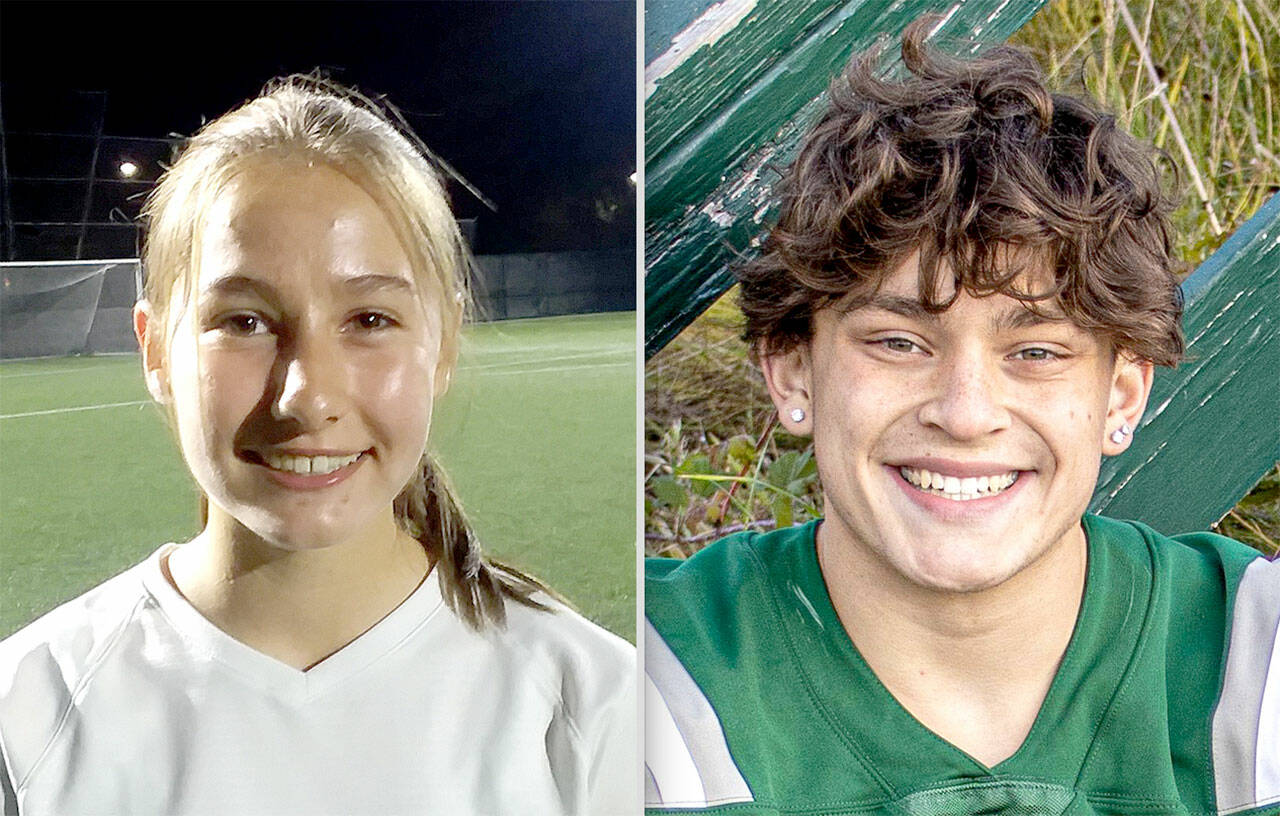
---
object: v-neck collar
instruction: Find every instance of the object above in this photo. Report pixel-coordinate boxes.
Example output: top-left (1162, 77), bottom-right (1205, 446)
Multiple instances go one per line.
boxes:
top-left (774, 515), bottom-right (1151, 795)
top-left (140, 544), bottom-right (446, 704)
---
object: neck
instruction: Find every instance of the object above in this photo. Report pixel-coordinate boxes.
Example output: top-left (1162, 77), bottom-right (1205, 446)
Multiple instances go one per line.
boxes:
top-left (165, 506), bottom-right (430, 670)
top-left (817, 519), bottom-right (1087, 766)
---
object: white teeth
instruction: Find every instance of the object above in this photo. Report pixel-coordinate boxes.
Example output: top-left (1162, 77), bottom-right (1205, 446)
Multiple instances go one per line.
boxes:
top-left (899, 466), bottom-right (1019, 501)
top-left (263, 451), bottom-right (361, 475)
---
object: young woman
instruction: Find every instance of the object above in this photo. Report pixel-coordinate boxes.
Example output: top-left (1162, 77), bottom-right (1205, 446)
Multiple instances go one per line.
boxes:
top-left (0, 78), bottom-right (635, 815)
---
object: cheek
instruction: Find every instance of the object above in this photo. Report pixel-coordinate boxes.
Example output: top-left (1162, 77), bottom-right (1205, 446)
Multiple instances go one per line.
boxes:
top-left (355, 344), bottom-right (437, 441)
top-left (201, 350), bottom-right (272, 422)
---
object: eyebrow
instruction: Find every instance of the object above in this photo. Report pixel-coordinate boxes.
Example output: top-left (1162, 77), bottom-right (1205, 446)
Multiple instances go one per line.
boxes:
top-left (857, 294), bottom-right (1069, 332)
top-left (338, 274), bottom-right (417, 297)
top-left (200, 273), bottom-right (416, 302)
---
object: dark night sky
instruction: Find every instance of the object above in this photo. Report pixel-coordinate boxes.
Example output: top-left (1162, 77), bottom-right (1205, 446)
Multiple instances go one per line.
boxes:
top-left (0, 1), bottom-right (637, 257)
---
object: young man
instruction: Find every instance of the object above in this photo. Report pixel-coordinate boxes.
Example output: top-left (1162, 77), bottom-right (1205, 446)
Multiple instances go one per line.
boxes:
top-left (644, 19), bottom-right (1279, 816)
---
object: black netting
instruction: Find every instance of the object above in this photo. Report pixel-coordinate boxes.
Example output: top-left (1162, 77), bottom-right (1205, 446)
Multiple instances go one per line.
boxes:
top-left (472, 250), bottom-right (634, 320)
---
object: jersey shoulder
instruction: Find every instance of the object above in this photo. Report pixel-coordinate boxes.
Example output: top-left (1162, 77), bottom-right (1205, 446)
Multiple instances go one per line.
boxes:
top-left (1085, 514), bottom-right (1261, 585)
top-left (494, 592), bottom-right (635, 722)
top-left (492, 594), bottom-right (638, 813)
top-left (646, 521), bottom-right (816, 631)
top-left (644, 523), bottom-right (819, 811)
top-left (0, 559), bottom-right (152, 794)
top-left (1088, 515), bottom-right (1279, 814)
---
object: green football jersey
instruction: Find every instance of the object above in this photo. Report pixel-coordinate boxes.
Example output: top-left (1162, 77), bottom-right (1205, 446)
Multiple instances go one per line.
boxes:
top-left (645, 515), bottom-right (1280, 815)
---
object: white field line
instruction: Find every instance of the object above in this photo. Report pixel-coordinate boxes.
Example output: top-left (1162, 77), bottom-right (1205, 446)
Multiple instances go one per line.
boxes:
top-left (0, 400), bottom-right (151, 420)
top-left (0, 358), bottom-right (630, 419)
top-left (473, 360), bottom-right (631, 377)
top-left (0, 364), bottom-right (134, 379)
top-left (460, 350), bottom-right (631, 371)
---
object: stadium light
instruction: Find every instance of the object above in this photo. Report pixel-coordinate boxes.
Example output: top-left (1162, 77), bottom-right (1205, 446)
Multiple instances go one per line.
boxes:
top-left (119, 160), bottom-right (140, 178)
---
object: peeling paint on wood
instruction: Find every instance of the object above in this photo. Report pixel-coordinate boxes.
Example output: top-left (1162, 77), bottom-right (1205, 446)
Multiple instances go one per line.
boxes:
top-left (646, 0), bottom-right (760, 98)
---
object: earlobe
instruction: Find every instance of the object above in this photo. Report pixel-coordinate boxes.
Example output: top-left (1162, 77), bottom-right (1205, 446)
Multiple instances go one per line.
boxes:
top-left (432, 365), bottom-right (453, 399)
top-left (432, 300), bottom-right (463, 399)
top-left (759, 343), bottom-right (814, 435)
top-left (133, 301), bottom-right (171, 404)
top-left (1102, 354), bottom-right (1154, 455)
top-left (432, 335), bottom-right (458, 399)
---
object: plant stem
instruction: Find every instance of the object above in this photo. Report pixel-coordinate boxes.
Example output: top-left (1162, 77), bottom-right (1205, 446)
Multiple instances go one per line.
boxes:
top-left (1116, 0), bottom-right (1224, 234)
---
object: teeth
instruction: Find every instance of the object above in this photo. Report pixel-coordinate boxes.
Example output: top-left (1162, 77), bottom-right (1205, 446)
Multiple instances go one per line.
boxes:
top-left (899, 466), bottom-right (1019, 501)
top-left (263, 451), bottom-right (362, 475)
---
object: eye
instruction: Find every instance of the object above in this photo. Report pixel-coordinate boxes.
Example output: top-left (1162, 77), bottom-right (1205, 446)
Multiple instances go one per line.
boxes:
top-left (1011, 346), bottom-right (1060, 362)
top-left (875, 337), bottom-right (924, 354)
top-left (350, 311), bottom-right (398, 331)
top-left (217, 313), bottom-right (270, 336)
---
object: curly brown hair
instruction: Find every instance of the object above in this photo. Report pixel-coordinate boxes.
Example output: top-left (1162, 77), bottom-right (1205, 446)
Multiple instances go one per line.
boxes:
top-left (738, 16), bottom-right (1186, 366)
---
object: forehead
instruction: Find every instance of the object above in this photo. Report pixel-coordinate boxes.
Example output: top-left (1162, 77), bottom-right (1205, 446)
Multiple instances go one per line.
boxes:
top-left (196, 159), bottom-right (417, 293)
top-left (844, 248), bottom-right (1074, 328)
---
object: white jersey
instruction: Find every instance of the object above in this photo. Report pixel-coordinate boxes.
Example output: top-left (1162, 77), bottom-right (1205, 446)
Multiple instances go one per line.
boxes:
top-left (0, 545), bottom-right (637, 816)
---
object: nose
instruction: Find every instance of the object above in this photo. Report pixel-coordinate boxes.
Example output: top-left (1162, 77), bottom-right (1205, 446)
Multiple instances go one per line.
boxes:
top-left (272, 331), bottom-right (344, 429)
top-left (915, 350), bottom-right (1011, 440)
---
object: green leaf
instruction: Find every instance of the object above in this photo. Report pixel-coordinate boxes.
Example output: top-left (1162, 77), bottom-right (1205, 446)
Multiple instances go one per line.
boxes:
top-left (768, 451), bottom-right (802, 488)
top-left (650, 475), bottom-right (689, 509)
top-left (769, 449), bottom-right (817, 494)
top-left (676, 454), bottom-right (717, 497)
top-left (772, 493), bottom-right (793, 529)
top-left (725, 435), bottom-right (757, 472)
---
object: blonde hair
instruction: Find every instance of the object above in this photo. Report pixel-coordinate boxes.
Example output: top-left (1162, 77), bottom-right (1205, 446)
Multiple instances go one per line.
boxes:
top-left (141, 75), bottom-right (551, 629)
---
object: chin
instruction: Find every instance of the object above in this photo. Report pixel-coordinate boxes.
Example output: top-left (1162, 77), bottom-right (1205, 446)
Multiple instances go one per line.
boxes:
top-left (232, 508), bottom-right (356, 552)
top-left (897, 541), bottom-right (1028, 594)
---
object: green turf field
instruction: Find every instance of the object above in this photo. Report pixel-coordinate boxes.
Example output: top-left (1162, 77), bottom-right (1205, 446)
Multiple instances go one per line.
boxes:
top-left (0, 312), bottom-right (637, 640)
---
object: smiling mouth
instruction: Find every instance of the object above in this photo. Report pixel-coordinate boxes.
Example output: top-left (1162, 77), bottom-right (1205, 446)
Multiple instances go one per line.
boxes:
top-left (899, 466), bottom-right (1020, 501)
top-left (242, 450), bottom-right (369, 476)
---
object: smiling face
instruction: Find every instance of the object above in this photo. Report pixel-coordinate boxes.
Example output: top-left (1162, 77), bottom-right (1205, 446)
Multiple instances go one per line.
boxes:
top-left (762, 251), bottom-right (1152, 594)
top-left (139, 159), bottom-right (448, 552)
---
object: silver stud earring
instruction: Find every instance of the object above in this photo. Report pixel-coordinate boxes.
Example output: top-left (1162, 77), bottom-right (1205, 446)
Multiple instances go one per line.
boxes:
top-left (1109, 423), bottom-right (1132, 444)
top-left (789, 407), bottom-right (806, 423)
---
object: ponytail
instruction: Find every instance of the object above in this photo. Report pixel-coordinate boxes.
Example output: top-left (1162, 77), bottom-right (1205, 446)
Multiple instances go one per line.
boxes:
top-left (394, 453), bottom-right (554, 630)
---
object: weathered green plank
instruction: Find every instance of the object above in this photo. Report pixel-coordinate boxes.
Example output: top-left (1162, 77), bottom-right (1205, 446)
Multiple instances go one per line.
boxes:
top-left (645, 0), bottom-right (1051, 357)
top-left (645, 0), bottom-right (721, 64)
top-left (1090, 193), bottom-right (1280, 533)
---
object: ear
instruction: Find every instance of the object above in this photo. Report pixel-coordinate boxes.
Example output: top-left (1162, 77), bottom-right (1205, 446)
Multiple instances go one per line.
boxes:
top-left (431, 297), bottom-right (464, 399)
top-left (759, 343), bottom-right (814, 435)
top-left (133, 300), bottom-right (171, 404)
top-left (432, 360), bottom-right (454, 399)
top-left (1101, 353), bottom-right (1153, 456)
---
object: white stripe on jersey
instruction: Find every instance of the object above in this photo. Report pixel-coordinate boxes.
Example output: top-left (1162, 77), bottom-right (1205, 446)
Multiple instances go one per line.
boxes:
top-left (1213, 556), bottom-right (1280, 814)
top-left (645, 672), bottom-right (708, 805)
top-left (644, 620), bottom-right (754, 808)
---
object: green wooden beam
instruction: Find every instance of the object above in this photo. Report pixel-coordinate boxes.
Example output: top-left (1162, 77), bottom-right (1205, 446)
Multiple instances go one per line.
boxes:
top-left (1090, 193), bottom-right (1280, 533)
top-left (644, 0), bottom-right (1052, 357)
